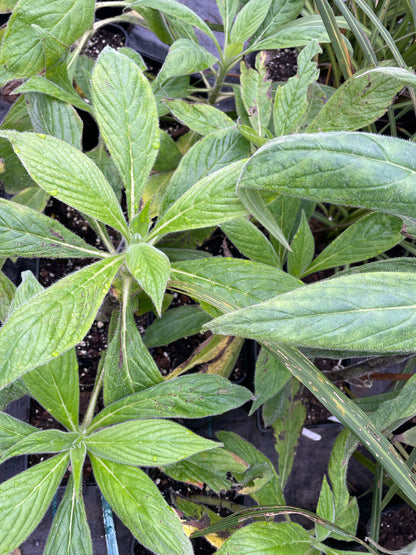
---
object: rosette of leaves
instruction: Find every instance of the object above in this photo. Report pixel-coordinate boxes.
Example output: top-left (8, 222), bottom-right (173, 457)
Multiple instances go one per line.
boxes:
top-left (0, 47), bottom-right (258, 553)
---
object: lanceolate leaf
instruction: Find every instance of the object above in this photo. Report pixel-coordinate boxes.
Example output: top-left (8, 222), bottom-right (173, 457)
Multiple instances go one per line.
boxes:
top-left (143, 305), bottom-right (211, 348)
top-left (22, 348), bottom-right (80, 431)
top-left (251, 0), bottom-right (304, 42)
top-left (0, 271), bottom-right (15, 322)
top-left (17, 76), bottom-right (94, 114)
top-left (163, 447), bottom-right (249, 492)
top-left (207, 272), bottom-right (416, 355)
top-left (44, 474), bottom-right (92, 555)
top-left (217, 522), bottom-right (311, 554)
top-left (26, 93), bottom-right (83, 149)
top-left (237, 132), bottom-right (416, 220)
top-left (149, 161), bottom-right (248, 240)
top-left (170, 258), bottom-right (301, 314)
top-left (0, 0), bottom-right (94, 84)
top-left (91, 455), bottom-right (193, 555)
top-left (246, 20), bottom-right (330, 52)
top-left (273, 40), bottom-right (321, 136)
top-left (130, 0), bottom-right (217, 44)
top-left (162, 127), bottom-right (250, 211)
top-left (126, 243), bottom-right (170, 316)
top-left (89, 374), bottom-right (252, 432)
top-left (0, 256), bottom-right (123, 388)
top-left (240, 52), bottom-right (272, 137)
top-left (221, 217), bottom-right (280, 267)
top-left (92, 48), bottom-right (159, 221)
top-left (0, 453), bottom-right (69, 554)
top-left (230, 0), bottom-right (273, 44)
top-left (307, 70), bottom-right (408, 132)
top-left (158, 39), bottom-right (217, 81)
top-left (165, 99), bottom-right (234, 136)
top-left (303, 212), bottom-right (403, 276)
top-left (0, 130), bottom-right (128, 236)
top-left (1, 429), bottom-right (79, 463)
top-left (0, 411), bottom-right (36, 452)
top-left (103, 307), bottom-right (162, 406)
top-left (0, 199), bottom-right (106, 259)
top-left (85, 419), bottom-right (219, 466)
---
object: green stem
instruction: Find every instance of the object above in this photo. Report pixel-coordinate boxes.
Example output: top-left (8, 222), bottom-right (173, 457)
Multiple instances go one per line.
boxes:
top-left (208, 62), bottom-right (232, 105)
top-left (81, 357), bottom-right (106, 430)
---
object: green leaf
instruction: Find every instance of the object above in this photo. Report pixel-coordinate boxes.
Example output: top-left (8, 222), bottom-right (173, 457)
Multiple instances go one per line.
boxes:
top-left (89, 374), bottom-right (252, 432)
top-left (86, 419), bottom-right (219, 466)
top-left (91, 47), bottom-right (159, 221)
top-left (372, 373), bottom-right (416, 432)
top-left (0, 198), bottom-right (106, 258)
top-left (0, 130), bottom-right (128, 236)
top-left (0, 0), bottom-right (94, 84)
top-left (91, 455), bottom-right (192, 554)
top-left (221, 216), bottom-right (280, 266)
top-left (287, 210), bottom-right (315, 278)
top-left (118, 46), bottom-right (147, 71)
top-left (261, 343), bottom-right (416, 508)
top-left (0, 453), bottom-right (69, 554)
top-left (7, 269), bottom-right (43, 316)
top-left (26, 92), bottom-right (83, 148)
top-left (217, 431), bottom-right (285, 505)
top-left (154, 130), bottom-right (182, 172)
top-left (126, 243), bottom-right (171, 315)
top-left (207, 271), bottom-right (416, 355)
top-left (316, 476), bottom-right (335, 542)
top-left (0, 411), bottom-right (35, 451)
top-left (246, 20), bottom-right (329, 52)
top-left (16, 76), bottom-right (93, 114)
top-left (150, 161), bottom-right (248, 240)
top-left (304, 212), bottom-right (403, 277)
top-left (217, 521), bottom-right (311, 554)
top-left (170, 257), bottom-right (302, 314)
top-left (103, 307), bottom-right (162, 406)
top-left (44, 474), bottom-right (92, 555)
top-left (217, 0), bottom-right (239, 37)
top-left (1, 429), bottom-right (79, 463)
top-left (240, 52), bottom-right (272, 137)
top-left (143, 305), bottom-right (211, 348)
top-left (162, 127), bottom-right (250, 211)
top-left (237, 132), bottom-right (416, 221)
top-left (273, 401), bottom-right (306, 489)
top-left (307, 70), bottom-right (409, 132)
top-left (11, 186), bottom-right (50, 212)
top-left (0, 0), bottom-right (17, 11)
top-left (396, 426), bottom-right (416, 447)
top-left (251, 347), bottom-right (291, 413)
top-left (163, 447), bottom-right (249, 492)
top-left (230, 0), bottom-right (272, 44)
top-left (0, 271), bottom-right (15, 322)
top-left (158, 39), bottom-right (217, 82)
top-left (0, 256), bottom-right (123, 388)
top-left (22, 348), bottom-right (80, 431)
top-left (166, 99), bottom-right (234, 135)
top-left (273, 40), bottom-right (321, 136)
top-left (251, 0), bottom-right (304, 42)
top-left (130, 0), bottom-right (217, 44)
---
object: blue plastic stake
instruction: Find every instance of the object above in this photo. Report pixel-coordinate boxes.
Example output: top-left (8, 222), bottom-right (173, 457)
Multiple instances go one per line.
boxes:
top-left (101, 494), bottom-right (119, 555)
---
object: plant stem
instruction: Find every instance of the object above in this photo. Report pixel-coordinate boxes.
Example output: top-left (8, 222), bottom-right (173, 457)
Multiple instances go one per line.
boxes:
top-left (81, 357), bottom-right (106, 430)
top-left (208, 62), bottom-right (231, 105)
